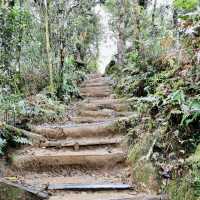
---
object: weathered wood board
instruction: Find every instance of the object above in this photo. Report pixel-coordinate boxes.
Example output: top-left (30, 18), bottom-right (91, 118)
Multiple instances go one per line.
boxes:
top-left (48, 183), bottom-right (132, 191)
top-left (0, 179), bottom-right (48, 200)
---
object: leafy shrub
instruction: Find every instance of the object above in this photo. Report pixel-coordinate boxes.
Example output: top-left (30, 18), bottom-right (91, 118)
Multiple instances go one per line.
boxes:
top-left (0, 126), bottom-right (31, 156)
top-left (167, 176), bottom-right (196, 200)
top-left (57, 55), bottom-right (87, 102)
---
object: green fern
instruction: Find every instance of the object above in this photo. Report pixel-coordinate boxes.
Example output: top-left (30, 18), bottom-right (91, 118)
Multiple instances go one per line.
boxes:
top-left (0, 137), bottom-right (7, 155)
top-left (12, 136), bottom-right (32, 145)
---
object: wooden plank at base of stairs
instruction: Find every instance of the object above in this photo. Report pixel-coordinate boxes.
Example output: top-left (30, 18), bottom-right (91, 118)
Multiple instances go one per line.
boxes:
top-left (0, 179), bottom-right (48, 199)
top-left (48, 183), bottom-right (133, 191)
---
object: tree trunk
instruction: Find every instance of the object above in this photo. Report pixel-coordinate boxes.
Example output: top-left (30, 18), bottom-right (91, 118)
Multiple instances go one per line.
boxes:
top-left (117, 27), bottom-right (125, 66)
top-left (132, 0), bottom-right (140, 51)
top-left (173, 9), bottom-right (178, 27)
top-left (151, 0), bottom-right (157, 32)
top-left (16, 0), bottom-right (23, 77)
top-left (117, 0), bottom-right (126, 66)
top-left (57, 0), bottom-right (66, 99)
top-left (44, 0), bottom-right (54, 94)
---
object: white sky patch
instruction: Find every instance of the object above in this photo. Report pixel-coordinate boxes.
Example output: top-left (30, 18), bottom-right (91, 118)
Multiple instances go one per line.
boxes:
top-left (94, 4), bottom-right (117, 74)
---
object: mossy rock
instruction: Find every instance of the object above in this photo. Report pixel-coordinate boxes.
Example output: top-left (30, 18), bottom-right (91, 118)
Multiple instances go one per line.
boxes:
top-left (132, 160), bottom-right (160, 192)
top-left (128, 132), bottom-right (161, 192)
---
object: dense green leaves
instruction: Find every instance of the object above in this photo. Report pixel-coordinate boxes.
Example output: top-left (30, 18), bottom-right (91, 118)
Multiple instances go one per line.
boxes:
top-left (0, 0), bottom-right (99, 156)
top-left (0, 5), bottom-right (32, 93)
top-left (0, 126), bottom-right (31, 156)
top-left (174, 0), bottom-right (199, 11)
top-left (169, 90), bottom-right (185, 105)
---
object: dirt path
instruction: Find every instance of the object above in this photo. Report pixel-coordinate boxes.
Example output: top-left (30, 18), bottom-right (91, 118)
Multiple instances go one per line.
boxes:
top-left (9, 74), bottom-right (162, 200)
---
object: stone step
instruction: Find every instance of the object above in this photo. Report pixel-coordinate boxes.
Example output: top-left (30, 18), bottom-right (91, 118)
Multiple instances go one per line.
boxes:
top-left (70, 116), bottom-right (107, 123)
top-left (12, 147), bottom-right (125, 170)
top-left (80, 86), bottom-right (112, 93)
top-left (49, 193), bottom-right (165, 200)
top-left (78, 110), bottom-right (134, 118)
top-left (78, 109), bottom-right (115, 118)
top-left (40, 136), bottom-right (122, 148)
top-left (81, 81), bottom-right (112, 88)
top-left (87, 73), bottom-right (102, 79)
top-left (84, 77), bottom-right (112, 84)
top-left (16, 165), bottom-right (131, 187)
top-left (86, 98), bottom-right (124, 104)
top-left (31, 121), bottom-right (117, 139)
top-left (78, 102), bottom-right (129, 112)
top-left (80, 91), bottom-right (112, 98)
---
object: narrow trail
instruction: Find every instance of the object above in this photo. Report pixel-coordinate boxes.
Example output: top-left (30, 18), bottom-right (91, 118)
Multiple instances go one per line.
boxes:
top-left (11, 74), bottom-right (160, 200)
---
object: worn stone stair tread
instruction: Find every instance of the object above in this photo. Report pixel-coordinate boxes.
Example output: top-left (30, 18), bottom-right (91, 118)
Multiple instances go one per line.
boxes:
top-left (70, 116), bottom-right (108, 123)
top-left (31, 121), bottom-right (118, 139)
top-left (17, 165), bottom-right (131, 187)
top-left (40, 135), bottom-right (122, 148)
top-left (81, 81), bottom-right (112, 87)
top-left (48, 191), bottom-right (137, 200)
top-left (48, 191), bottom-right (163, 200)
top-left (80, 89), bottom-right (112, 95)
top-left (70, 116), bottom-right (131, 123)
top-left (48, 183), bottom-right (133, 190)
top-left (78, 109), bottom-right (115, 118)
top-left (78, 110), bottom-right (134, 118)
top-left (84, 77), bottom-right (112, 84)
top-left (80, 85), bottom-right (111, 91)
top-left (12, 147), bottom-right (125, 169)
top-left (14, 146), bottom-right (124, 156)
top-left (32, 120), bottom-right (115, 130)
top-left (80, 91), bottom-right (112, 97)
top-left (87, 73), bottom-right (102, 79)
top-left (80, 91), bottom-right (112, 98)
top-left (85, 98), bottom-right (125, 104)
top-left (78, 102), bottom-right (129, 112)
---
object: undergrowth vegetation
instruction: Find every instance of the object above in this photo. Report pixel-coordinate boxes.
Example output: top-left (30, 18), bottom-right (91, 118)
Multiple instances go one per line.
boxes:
top-left (0, 0), bottom-right (99, 155)
top-left (106, 0), bottom-right (200, 198)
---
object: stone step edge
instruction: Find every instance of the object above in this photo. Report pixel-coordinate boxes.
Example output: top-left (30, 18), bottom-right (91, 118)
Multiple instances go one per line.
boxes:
top-left (40, 136), bottom-right (122, 148)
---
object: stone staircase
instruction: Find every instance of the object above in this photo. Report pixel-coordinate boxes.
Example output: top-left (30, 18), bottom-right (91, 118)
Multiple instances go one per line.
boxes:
top-left (10, 73), bottom-right (162, 200)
